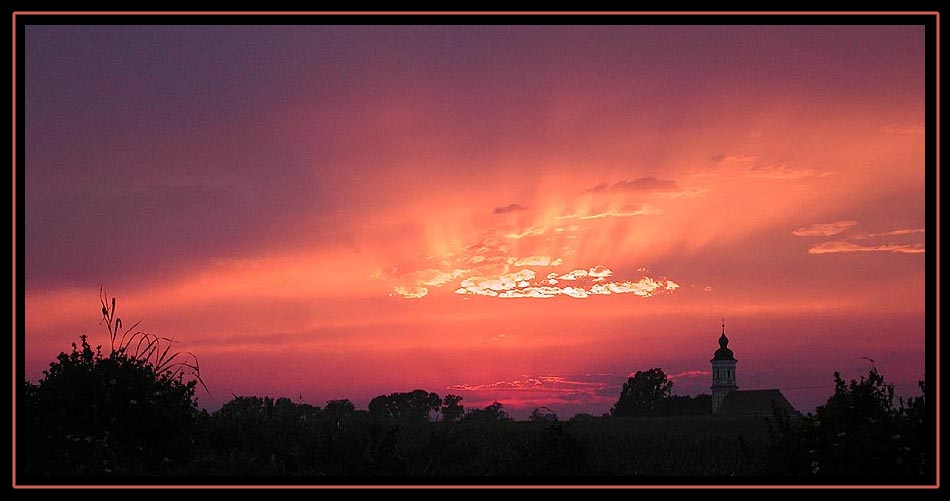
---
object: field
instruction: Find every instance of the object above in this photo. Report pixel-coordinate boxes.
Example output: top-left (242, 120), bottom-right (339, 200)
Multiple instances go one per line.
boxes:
top-left (171, 413), bottom-right (771, 478)
top-left (568, 416), bottom-right (769, 476)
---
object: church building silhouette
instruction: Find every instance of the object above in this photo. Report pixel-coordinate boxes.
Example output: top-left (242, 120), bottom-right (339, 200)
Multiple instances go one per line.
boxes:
top-left (710, 323), bottom-right (797, 417)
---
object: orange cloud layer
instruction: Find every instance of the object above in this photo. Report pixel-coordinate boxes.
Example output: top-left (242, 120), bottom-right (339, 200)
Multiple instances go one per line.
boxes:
top-left (808, 241), bottom-right (925, 255)
top-left (792, 221), bottom-right (860, 237)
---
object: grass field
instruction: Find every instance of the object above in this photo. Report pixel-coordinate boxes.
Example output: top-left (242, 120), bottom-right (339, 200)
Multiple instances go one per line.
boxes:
top-left (173, 414), bottom-right (772, 477)
top-left (567, 416), bottom-right (769, 476)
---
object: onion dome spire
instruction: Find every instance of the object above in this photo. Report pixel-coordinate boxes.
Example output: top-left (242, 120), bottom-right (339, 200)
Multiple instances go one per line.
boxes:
top-left (713, 318), bottom-right (735, 360)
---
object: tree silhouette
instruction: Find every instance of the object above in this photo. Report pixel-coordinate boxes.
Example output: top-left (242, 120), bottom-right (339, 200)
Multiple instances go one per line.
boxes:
top-left (765, 368), bottom-right (930, 478)
top-left (324, 399), bottom-right (356, 428)
top-left (368, 389), bottom-right (442, 423)
top-left (440, 394), bottom-right (464, 422)
top-left (610, 368), bottom-right (673, 417)
top-left (462, 401), bottom-right (512, 423)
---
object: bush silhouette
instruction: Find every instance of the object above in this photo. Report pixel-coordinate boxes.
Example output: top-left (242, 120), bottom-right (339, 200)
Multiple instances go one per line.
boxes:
top-left (23, 335), bottom-right (204, 475)
top-left (21, 293), bottom-right (206, 476)
top-left (764, 368), bottom-right (930, 478)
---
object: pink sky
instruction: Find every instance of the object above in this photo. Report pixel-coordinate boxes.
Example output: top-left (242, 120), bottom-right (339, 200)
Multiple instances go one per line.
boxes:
top-left (22, 25), bottom-right (927, 418)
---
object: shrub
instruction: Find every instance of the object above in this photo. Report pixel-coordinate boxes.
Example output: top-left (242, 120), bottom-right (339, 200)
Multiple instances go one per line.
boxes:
top-left (764, 368), bottom-right (930, 479)
top-left (21, 292), bottom-right (206, 476)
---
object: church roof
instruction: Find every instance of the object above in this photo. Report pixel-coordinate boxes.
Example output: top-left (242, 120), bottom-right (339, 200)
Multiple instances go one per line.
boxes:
top-left (717, 389), bottom-right (797, 417)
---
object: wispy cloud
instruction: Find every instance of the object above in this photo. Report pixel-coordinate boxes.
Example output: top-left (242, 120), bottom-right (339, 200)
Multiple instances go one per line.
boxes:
top-left (602, 278), bottom-right (680, 296)
top-left (587, 265), bottom-right (613, 279)
top-left (402, 268), bottom-right (464, 286)
top-left (791, 220), bottom-right (860, 237)
top-left (881, 122), bottom-right (924, 136)
top-left (458, 269), bottom-right (537, 294)
top-left (447, 374), bottom-right (611, 396)
top-left (497, 286), bottom-right (571, 299)
top-left (656, 186), bottom-right (709, 199)
top-left (504, 226), bottom-right (546, 239)
top-left (379, 204), bottom-right (678, 300)
top-left (511, 255), bottom-right (563, 267)
top-left (486, 333), bottom-right (518, 344)
top-left (667, 370), bottom-right (710, 382)
top-left (706, 153), bottom-right (831, 180)
top-left (586, 176), bottom-right (679, 193)
top-left (493, 203), bottom-right (529, 214)
top-left (852, 228), bottom-right (925, 239)
top-left (556, 203), bottom-right (663, 220)
top-left (744, 163), bottom-right (832, 180)
top-left (445, 373), bottom-right (628, 411)
top-left (453, 264), bottom-right (679, 300)
top-left (393, 286), bottom-right (429, 298)
top-left (558, 269), bottom-right (588, 281)
top-left (692, 154), bottom-right (758, 178)
top-left (585, 176), bottom-right (708, 199)
top-left (808, 241), bottom-right (925, 255)
top-left (710, 154), bottom-right (758, 165)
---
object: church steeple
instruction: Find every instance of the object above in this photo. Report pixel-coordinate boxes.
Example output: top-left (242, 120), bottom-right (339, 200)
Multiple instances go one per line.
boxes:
top-left (713, 322), bottom-right (735, 361)
top-left (711, 321), bottom-right (738, 414)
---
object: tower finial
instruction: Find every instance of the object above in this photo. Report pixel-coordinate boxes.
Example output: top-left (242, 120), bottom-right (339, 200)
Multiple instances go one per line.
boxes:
top-left (721, 317), bottom-right (725, 335)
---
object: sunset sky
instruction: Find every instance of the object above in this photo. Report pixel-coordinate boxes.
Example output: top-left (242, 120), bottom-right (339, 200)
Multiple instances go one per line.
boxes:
top-left (22, 24), bottom-right (927, 418)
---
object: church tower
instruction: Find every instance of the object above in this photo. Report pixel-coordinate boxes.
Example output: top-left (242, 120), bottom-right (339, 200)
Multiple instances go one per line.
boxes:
top-left (711, 322), bottom-right (738, 414)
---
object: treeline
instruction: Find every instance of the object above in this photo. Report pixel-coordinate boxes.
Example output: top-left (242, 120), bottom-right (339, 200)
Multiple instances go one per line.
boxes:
top-left (19, 331), bottom-right (932, 479)
top-left (191, 394), bottom-right (539, 476)
top-left (610, 368), bottom-right (712, 417)
top-left (17, 335), bottom-right (753, 477)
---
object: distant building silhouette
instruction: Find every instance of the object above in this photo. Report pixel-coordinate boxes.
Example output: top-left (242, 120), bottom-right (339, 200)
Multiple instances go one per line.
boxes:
top-left (717, 389), bottom-right (796, 417)
top-left (710, 323), bottom-right (796, 417)
top-left (710, 322), bottom-right (737, 414)
top-left (530, 406), bottom-right (558, 422)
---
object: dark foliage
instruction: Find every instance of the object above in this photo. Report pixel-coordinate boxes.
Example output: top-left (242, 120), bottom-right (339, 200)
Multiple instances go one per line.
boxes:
top-left (529, 407), bottom-right (557, 422)
top-left (324, 399), bottom-right (356, 418)
top-left (21, 294), bottom-right (207, 477)
top-left (188, 396), bottom-right (598, 476)
top-left (609, 369), bottom-right (710, 417)
top-left (187, 395), bottom-right (767, 476)
top-left (569, 413), bottom-right (597, 422)
top-left (196, 395), bottom-right (329, 475)
top-left (22, 335), bottom-right (204, 475)
top-left (367, 389), bottom-right (442, 424)
top-left (764, 368), bottom-right (930, 479)
top-left (460, 401), bottom-right (513, 424)
top-left (610, 368), bottom-right (674, 417)
top-left (655, 394), bottom-right (713, 416)
top-left (21, 301), bottom-right (931, 479)
top-left (440, 394), bottom-right (464, 422)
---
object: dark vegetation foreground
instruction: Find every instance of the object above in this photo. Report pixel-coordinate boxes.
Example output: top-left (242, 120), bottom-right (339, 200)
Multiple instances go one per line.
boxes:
top-left (18, 299), bottom-right (933, 481)
top-left (188, 404), bottom-right (771, 476)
